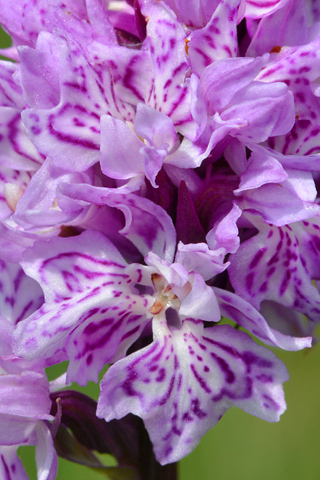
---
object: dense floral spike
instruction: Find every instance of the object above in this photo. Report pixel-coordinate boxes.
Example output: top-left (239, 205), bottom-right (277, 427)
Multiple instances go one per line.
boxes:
top-left (0, 0), bottom-right (319, 473)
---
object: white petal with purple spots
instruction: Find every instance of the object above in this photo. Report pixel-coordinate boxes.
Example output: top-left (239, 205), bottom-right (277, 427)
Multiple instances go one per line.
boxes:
top-left (13, 231), bottom-right (154, 383)
top-left (98, 320), bottom-right (288, 464)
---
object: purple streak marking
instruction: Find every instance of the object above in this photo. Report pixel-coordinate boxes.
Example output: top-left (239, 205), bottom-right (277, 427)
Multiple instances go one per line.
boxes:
top-left (158, 374), bottom-right (175, 406)
top-left (1, 455), bottom-right (11, 480)
top-left (191, 398), bottom-right (207, 419)
top-left (249, 248), bottom-right (266, 269)
top-left (9, 113), bottom-right (42, 164)
top-left (121, 324), bottom-right (140, 341)
top-left (190, 364), bottom-right (212, 393)
top-left (210, 353), bottom-right (235, 383)
top-left (15, 300), bottom-right (35, 324)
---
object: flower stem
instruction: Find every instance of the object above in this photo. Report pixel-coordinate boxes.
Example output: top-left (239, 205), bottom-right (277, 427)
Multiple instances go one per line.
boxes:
top-left (138, 419), bottom-right (178, 480)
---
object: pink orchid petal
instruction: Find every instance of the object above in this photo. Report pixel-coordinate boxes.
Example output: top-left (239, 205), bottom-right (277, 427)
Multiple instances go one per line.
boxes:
top-left (98, 321), bottom-right (288, 464)
top-left (229, 216), bottom-right (320, 323)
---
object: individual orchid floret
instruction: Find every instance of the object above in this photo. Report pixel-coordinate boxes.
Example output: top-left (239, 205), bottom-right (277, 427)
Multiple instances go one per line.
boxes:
top-left (13, 198), bottom-right (311, 386)
top-left (229, 213), bottom-right (320, 325)
top-left (0, 60), bottom-right (43, 172)
top-left (201, 56), bottom-right (295, 144)
top-left (168, 54), bottom-right (295, 168)
top-left (0, 158), bottom-right (98, 262)
top-left (140, 0), bottom-right (201, 140)
top-left (233, 148), bottom-right (320, 225)
top-left (100, 104), bottom-right (179, 188)
top-left (21, 24), bottom-right (152, 172)
top-left (255, 38), bottom-right (320, 165)
top-left (9, 226), bottom-right (208, 383)
top-left (11, 159), bottom-right (95, 231)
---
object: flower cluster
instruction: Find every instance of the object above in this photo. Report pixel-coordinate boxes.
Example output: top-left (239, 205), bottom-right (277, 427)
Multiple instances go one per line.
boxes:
top-left (0, 0), bottom-right (319, 477)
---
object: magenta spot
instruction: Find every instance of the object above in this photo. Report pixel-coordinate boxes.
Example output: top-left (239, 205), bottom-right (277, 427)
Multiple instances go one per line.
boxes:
top-left (73, 117), bottom-right (85, 127)
top-left (246, 272), bottom-right (254, 291)
top-left (279, 270), bottom-right (291, 295)
top-left (158, 375), bottom-right (175, 406)
top-left (299, 66), bottom-right (311, 74)
top-left (156, 368), bottom-right (166, 382)
top-left (112, 291), bottom-right (122, 297)
top-left (191, 398), bottom-right (207, 419)
top-left (31, 125), bottom-right (42, 135)
top-left (249, 248), bottom-right (266, 269)
top-left (259, 282), bottom-right (268, 293)
top-left (262, 394), bottom-right (280, 411)
top-left (182, 411), bottom-right (193, 422)
top-left (190, 364), bottom-right (212, 393)
top-left (1, 454), bottom-right (10, 479)
top-left (86, 353), bottom-right (93, 365)
top-left (256, 373), bottom-right (273, 383)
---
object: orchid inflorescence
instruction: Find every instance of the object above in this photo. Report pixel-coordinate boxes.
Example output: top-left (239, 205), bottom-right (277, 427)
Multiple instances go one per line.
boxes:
top-left (0, 0), bottom-right (319, 478)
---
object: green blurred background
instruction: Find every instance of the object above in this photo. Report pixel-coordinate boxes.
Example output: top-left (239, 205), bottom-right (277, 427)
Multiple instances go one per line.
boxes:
top-left (1, 24), bottom-right (320, 480)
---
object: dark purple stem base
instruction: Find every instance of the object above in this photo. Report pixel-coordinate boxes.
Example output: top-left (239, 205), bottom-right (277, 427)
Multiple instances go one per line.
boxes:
top-left (138, 422), bottom-right (178, 480)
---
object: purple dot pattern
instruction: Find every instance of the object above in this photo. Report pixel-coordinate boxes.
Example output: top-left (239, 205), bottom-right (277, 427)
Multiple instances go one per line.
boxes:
top-left (229, 217), bottom-right (320, 322)
top-left (98, 322), bottom-right (288, 464)
top-left (13, 231), bottom-right (154, 384)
